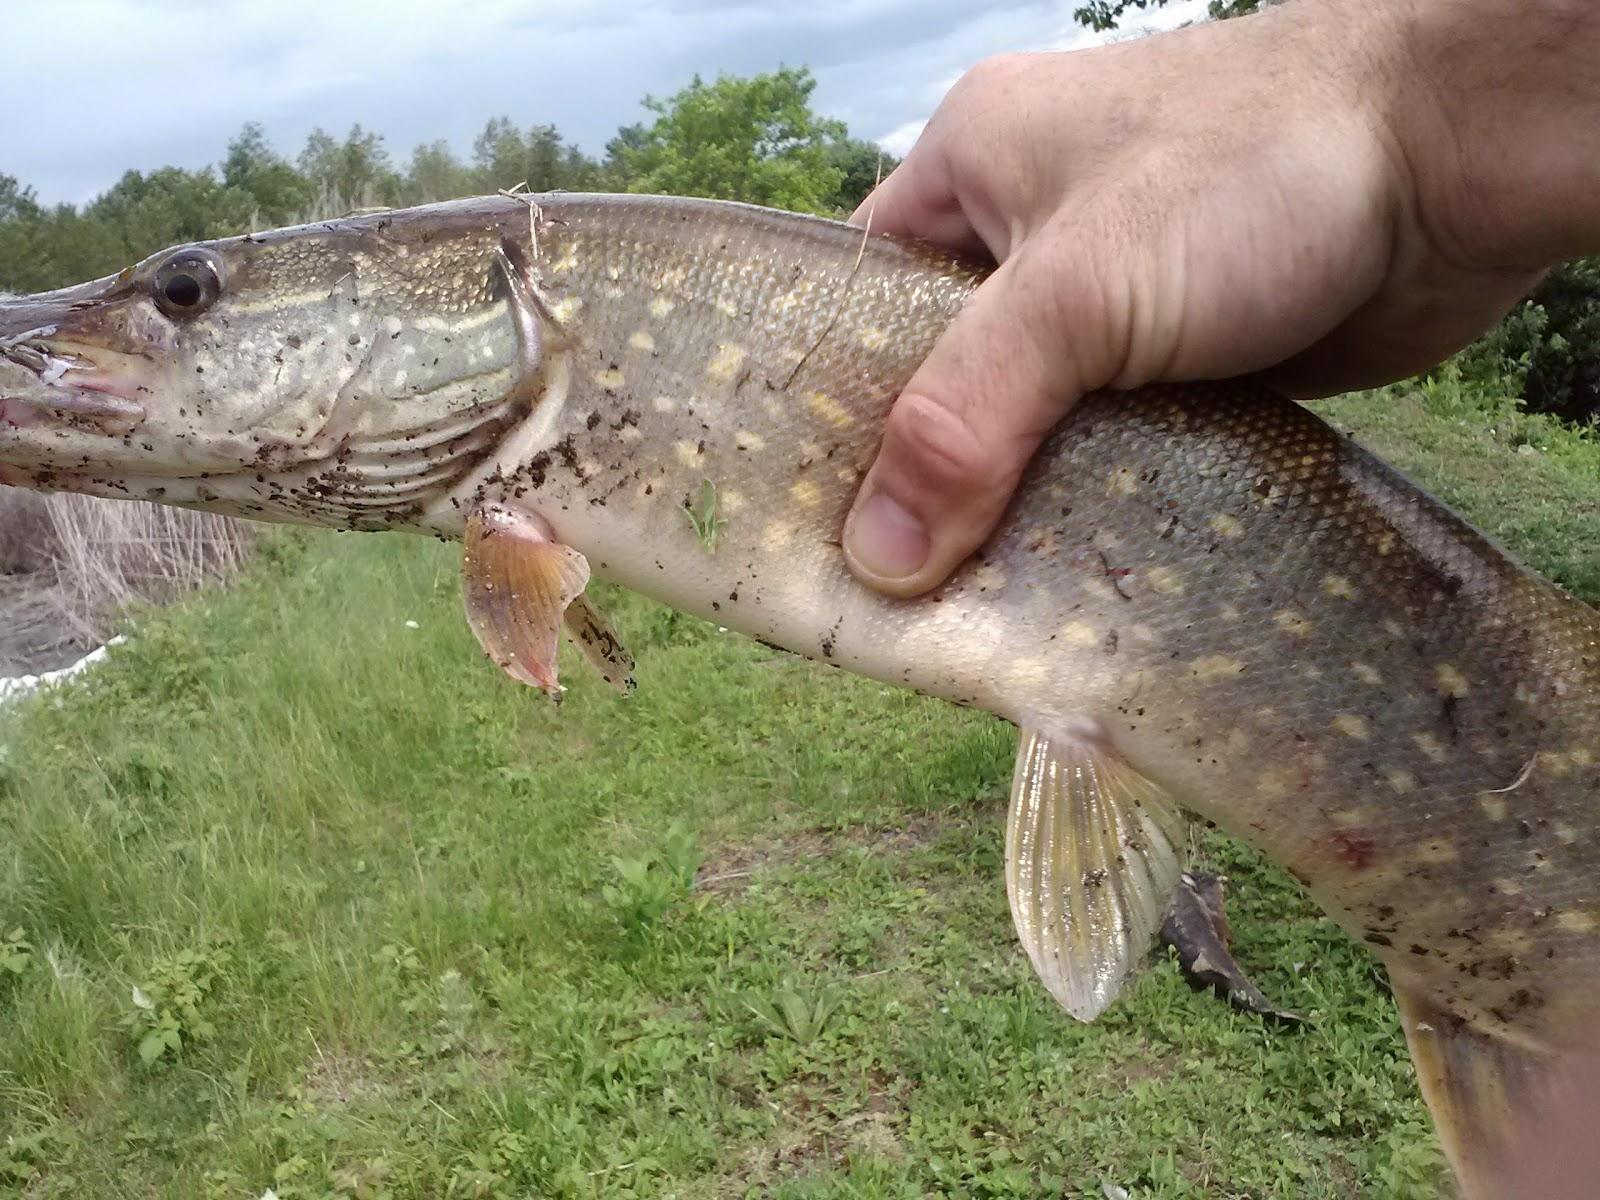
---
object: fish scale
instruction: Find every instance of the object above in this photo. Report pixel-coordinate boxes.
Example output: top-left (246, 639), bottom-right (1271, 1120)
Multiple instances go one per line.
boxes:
top-left (0, 193), bottom-right (1596, 1195)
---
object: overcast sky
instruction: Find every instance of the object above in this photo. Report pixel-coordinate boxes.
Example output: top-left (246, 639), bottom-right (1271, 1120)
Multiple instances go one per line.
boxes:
top-left (4, 0), bottom-right (1208, 206)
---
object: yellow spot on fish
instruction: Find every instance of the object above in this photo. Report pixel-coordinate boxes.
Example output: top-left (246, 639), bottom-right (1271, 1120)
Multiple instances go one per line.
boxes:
top-left (674, 441), bottom-right (700, 468)
top-left (1416, 838), bottom-right (1458, 865)
top-left (1146, 566), bottom-right (1184, 595)
top-left (789, 480), bottom-right (821, 508)
top-left (1060, 622), bottom-right (1099, 647)
top-left (1435, 664), bottom-right (1470, 697)
top-left (1208, 513), bottom-right (1244, 539)
top-left (1385, 769), bottom-right (1418, 795)
top-left (763, 519), bottom-right (797, 550)
top-left (734, 430), bottom-right (766, 452)
top-left (772, 280), bottom-right (816, 314)
top-left (550, 246), bottom-right (578, 273)
top-left (1558, 910), bottom-right (1599, 934)
top-left (606, 265), bottom-right (622, 282)
top-left (1108, 467), bottom-right (1138, 497)
top-left (550, 296), bottom-right (584, 324)
top-left (715, 296), bottom-right (740, 318)
top-left (651, 394), bottom-right (677, 413)
top-left (1333, 714), bottom-right (1371, 740)
top-left (1538, 751), bottom-right (1573, 778)
top-left (1478, 793), bottom-right (1508, 821)
top-left (629, 330), bottom-right (657, 353)
top-left (1322, 574), bottom-right (1358, 600)
top-left (649, 296), bottom-right (676, 319)
top-left (706, 343), bottom-right (747, 382)
top-left (655, 265), bottom-right (688, 290)
top-left (803, 390), bottom-right (854, 428)
top-left (1007, 659), bottom-right (1050, 689)
top-left (1412, 731), bottom-right (1447, 763)
top-left (1376, 532), bottom-right (1397, 556)
top-left (594, 367), bottom-right (626, 390)
top-left (1571, 747), bottom-right (1596, 768)
top-left (1190, 655), bottom-right (1244, 680)
top-left (1256, 768), bottom-right (1294, 800)
top-left (1275, 609), bottom-right (1313, 637)
top-left (1352, 662), bottom-right (1383, 685)
top-left (858, 325), bottom-right (888, 350)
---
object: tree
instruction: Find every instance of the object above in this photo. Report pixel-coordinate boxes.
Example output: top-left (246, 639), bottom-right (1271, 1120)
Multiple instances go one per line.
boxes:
top-left (222, 123), bottom-right (310, 225)
top-left (405, 140), bottom-right (477, 204)
top-left (469, 119), bottom-right (596, 195)
top-left (609, 67), bottom-right (849, 214)
top-left (827, 136), bottom-right (898, 214)
top-left (298, 125), bottom-right (402, 212)
top-left (87, 168), bottom-right (256, 263)
top-left (1073, 0), bottom-right (1259, 31)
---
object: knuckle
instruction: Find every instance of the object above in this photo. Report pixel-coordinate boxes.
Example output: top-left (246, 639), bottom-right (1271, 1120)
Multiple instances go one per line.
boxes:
top-left (881, 392), bottom-right (1017, 499)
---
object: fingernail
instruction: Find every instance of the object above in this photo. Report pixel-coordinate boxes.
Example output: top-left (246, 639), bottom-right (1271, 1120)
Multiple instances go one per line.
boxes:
top-left (845, 492), bottom-right (929, 581)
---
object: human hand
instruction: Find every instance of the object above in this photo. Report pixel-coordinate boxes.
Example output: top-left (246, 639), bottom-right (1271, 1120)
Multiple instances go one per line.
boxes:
top-left (842, 0), bottom-right (1600, 597)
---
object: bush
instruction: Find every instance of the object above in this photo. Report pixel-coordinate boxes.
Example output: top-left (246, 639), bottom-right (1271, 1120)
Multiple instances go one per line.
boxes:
top-left (1458, 257), bottom-right (1600, 425)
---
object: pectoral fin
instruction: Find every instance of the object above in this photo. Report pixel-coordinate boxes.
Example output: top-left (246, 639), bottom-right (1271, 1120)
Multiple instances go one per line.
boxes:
top-left (1006, 725), bottom-right (1187, 1020)
top-left (462, 504), bottom-right (590, 699)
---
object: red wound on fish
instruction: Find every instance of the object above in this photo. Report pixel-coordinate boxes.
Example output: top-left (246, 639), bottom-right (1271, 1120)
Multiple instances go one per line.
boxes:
top-left (462, 503), bottom-right (589, 698)
top-left (1329, 829), bottom-right (1379, 872)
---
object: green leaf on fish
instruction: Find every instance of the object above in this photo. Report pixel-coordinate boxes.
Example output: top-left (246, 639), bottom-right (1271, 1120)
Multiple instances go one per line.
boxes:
top-left (681, 478), bottom-right (725, 553)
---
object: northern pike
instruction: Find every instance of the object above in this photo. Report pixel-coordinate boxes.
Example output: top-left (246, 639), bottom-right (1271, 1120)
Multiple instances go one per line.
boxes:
top-left (0, 194), bottom-right (1595, 1195)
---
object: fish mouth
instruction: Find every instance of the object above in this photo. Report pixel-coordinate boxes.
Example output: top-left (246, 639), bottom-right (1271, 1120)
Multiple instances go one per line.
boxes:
top-left (0, 325), bottom-right (148, 436)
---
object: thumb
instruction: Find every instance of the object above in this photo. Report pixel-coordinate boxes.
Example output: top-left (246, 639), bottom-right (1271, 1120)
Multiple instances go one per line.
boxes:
top-left (843, 246), bottom-right (1107, 597)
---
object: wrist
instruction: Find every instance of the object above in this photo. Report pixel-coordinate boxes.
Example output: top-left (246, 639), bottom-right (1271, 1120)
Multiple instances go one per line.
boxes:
top-left (1343, 0), bottom-right (1600, 268)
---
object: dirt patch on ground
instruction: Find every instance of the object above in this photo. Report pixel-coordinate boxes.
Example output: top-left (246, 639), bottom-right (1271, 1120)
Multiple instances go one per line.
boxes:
top-left (694, 814), bottom-right (963, 894)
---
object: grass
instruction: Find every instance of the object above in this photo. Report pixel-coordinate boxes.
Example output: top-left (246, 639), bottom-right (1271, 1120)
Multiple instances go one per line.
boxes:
top-left (1, 374), bottom-right (1596, 1199)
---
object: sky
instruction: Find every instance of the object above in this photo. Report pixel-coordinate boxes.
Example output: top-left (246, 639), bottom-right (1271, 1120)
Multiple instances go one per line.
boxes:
top-left (3, 0), bottom-right (1208, 206)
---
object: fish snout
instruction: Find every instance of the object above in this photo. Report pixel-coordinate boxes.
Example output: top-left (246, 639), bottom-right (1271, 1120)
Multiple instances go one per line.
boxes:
top-left (0, 332), bottom-right (148, 439)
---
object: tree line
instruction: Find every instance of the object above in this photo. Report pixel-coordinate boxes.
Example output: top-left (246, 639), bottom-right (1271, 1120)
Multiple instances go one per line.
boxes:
top-left (0, 67), bottom-right (887, 297)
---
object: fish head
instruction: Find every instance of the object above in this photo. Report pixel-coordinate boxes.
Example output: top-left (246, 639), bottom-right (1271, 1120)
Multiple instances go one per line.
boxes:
top-left (0, 206), bottom-right (530, 530)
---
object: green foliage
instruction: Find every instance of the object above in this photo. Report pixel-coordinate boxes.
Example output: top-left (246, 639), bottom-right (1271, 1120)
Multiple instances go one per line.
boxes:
top-left (609, 67), bottom-right (853, 214)
top-left (0, 926), bottom-right (31, 984)
top-left (601, 821), bottom-right (703, 939)
top-left (743, 979), bottom-right (847, 1045)
top-left (298, 124), bottom-right (404, 212)
top-left (1074, 0), bottom-right (1258, 32)
top-left (680, 477), bottom-right (727, 552)
top-left (222, 122), bottom-right (312, 225)
top-left (118, 944), bottom-right (234, 1066)
top-left (0, 68), bottom-right (885, 293)
top-left (1442, 259), bottom-right (1600, 427)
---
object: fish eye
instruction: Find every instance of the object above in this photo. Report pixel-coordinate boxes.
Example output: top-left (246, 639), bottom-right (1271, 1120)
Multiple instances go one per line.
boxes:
top-left (151, 248), bottom-right (226, 318)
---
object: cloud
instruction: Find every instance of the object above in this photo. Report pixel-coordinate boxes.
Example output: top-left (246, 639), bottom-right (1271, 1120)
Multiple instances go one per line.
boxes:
top-left (2, 0), bottom-right (1211, 205)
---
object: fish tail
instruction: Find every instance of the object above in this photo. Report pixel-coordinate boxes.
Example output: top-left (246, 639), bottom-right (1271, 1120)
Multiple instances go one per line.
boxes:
top-left (1395, 984), bottom-right (1600, 1197)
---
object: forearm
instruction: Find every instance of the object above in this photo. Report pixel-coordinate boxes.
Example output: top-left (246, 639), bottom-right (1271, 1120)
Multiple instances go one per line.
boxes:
top-left (1318, 0), bottom-right (1600, 267)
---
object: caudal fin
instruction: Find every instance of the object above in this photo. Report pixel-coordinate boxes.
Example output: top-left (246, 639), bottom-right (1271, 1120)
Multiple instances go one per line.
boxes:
top-left (1395, 985), bottom-right (1600, 1197)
